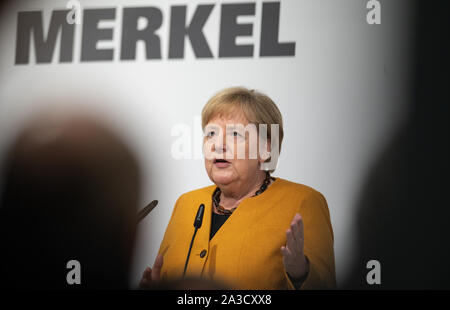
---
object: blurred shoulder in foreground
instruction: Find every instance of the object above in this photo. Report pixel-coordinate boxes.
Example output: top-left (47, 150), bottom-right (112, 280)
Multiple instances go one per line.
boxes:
top-left (0, 112), bottom-right (141, 289)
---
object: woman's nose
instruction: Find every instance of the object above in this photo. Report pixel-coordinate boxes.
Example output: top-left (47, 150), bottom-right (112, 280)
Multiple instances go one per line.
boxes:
top-left (213, 138), bottom-right (227, 153)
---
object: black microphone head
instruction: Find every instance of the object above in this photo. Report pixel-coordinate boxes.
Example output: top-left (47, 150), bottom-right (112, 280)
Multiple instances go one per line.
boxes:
top-left (137, 200), bottom-right (158, 223)
top-left (194, 204), bottom-right (205, 228)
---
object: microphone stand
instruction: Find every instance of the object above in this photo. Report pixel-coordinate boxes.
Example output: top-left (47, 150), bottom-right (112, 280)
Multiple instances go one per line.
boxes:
top-left (183, 203), bottom-right (205, 277)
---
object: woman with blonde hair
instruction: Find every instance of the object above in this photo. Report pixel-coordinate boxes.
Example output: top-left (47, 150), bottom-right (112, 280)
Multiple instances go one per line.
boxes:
top-left (140, 87), bottom-right (336, 290)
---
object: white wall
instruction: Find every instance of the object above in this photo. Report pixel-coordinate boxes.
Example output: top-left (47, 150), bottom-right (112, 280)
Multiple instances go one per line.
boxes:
top-left (0, 0), bottom-right (413, 287)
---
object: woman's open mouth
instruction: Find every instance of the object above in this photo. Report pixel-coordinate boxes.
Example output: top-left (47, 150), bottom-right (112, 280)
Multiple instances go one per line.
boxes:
top-left (213, 158), bottom-right (231, 168)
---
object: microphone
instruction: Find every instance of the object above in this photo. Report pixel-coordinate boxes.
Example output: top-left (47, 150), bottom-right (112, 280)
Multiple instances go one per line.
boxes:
top-left (137, 200), bottom-right (158, 223)
top-left (183, 203), bottom-right (205, 277)
top-left (194, 203), bottom-right (205, 229)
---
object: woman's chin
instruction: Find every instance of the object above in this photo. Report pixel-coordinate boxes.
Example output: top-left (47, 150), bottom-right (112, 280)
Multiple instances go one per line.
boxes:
top-left (211, 172), bottom-right (235, 186)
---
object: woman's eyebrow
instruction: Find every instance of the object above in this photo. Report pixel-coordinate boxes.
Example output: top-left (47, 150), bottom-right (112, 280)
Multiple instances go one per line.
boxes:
top-left (205, 124), bottom-right (220, 130)
top-left (225, 124), bottom-right (247, 129)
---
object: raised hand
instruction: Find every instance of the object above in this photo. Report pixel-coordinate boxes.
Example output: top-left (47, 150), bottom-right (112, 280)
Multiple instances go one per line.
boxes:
top-left (139, 254), bottom-right (163, 289)
top-left (281, 213), bottom-right (309, 281)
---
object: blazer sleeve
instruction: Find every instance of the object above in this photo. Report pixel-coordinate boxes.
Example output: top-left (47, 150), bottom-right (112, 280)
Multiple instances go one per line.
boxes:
top-left (284, 190), bottom-right (336, 289)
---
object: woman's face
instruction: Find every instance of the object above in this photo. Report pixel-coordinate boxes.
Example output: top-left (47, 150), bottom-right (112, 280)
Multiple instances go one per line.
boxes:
top-left (203, 112), bottom-right (264, 189)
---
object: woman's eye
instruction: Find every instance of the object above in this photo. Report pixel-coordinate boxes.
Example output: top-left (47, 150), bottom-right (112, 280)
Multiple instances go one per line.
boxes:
top-left (206, 131), bottom-right (215, 137)
top-left (232, 131), bottom-right (244, 138)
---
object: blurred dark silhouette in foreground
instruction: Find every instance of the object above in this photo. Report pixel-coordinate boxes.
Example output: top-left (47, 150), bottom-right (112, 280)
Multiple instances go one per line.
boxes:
top-left (345, 0), bottom-right (450, 289)
top-left (0, 113), bottom-right (141, 289)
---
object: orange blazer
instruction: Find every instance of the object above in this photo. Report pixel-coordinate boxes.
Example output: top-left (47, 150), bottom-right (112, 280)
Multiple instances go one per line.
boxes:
top-left (158, 177), bottom-right (336, 289)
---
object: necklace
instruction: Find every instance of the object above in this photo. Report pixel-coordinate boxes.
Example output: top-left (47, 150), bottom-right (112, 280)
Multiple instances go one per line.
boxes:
top-left (212, 172), bottom-right (275, 215)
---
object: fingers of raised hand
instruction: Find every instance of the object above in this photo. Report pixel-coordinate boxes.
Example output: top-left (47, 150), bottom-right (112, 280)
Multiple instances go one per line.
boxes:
top-left (151, 254), bottom-right (164, 282)
top-left (139, 267), bottom-right (152, 288)
top-left (285, 214), bottom-right (304, 255)
top-left (285, 229), bottom-right (300, 256)
top-left (290, 213), bottom-right (304, 249)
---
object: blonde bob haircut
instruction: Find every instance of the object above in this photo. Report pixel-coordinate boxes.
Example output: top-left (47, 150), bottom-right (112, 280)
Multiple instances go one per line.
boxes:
top-left (201, 86), bottom-right (284, 155)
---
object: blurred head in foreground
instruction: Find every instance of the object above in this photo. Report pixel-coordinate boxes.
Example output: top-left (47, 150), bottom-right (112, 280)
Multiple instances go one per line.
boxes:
top-left (0, 112), bottom-right (140, 289)
top-left (344, 0), bottom-right (450, 289)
